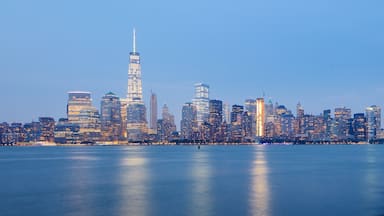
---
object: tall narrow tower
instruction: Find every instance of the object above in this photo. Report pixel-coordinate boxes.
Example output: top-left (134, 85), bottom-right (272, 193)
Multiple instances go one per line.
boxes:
top-left (256, 98), bottom-right (265, 137)
top-left (127, 28), bottom-right (143, 103)
top-left (126, 28), bottom-right (147, 142)
top-left (150, 91), bottom-right (158, 131)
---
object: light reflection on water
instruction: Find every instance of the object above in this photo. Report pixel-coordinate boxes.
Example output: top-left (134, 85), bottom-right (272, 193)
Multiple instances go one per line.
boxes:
top-left (250, 147), bottom-right (270, 216)
top-left (119, 151), bottom-right (150, 216)
top-left (189, 150), bottom-right (213, 216)
top-left (1, 145), bottom-right (384, 216)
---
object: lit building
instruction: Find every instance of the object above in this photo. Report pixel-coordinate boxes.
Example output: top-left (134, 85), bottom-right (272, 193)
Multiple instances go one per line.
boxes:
top-left (223, 103), bottom-right (231, 123)
top-left (100, 92), bottom-right (122, 142)
top-left (120, 98), bottom-right (128, 139)
top-left (230, 105), bottom-right (244, 142)
top-left (295, 102), bottom-right (304, 135)
top-left (245, 99), bottom-right (257, 138)
top-left (192, 83), bottom-right (209, 126)
top-left (67, 91), bottom-right (93, 124)
top-left (39, 117), bottom-right (55, 142)
top-left (256, 98), bottom-right (265, 137)
top-left (333, 107), bottom-right (352, 140)
top-left (353, 113), bottom-right (367, 141)
top-left (209, 100), bottom-right (223, 143)
top-left (54, 118), bottom-right (80, 144)
top-left (180, 102), bottom-right (197, 140)
top-left (126, 29), bottom-right (147, 142)
top-left (281, 113), bottom-right (295, 139)
top-left (67, 91), bottom-right (101, 142)
top-left (157, 104), bottom-right (176, 142)
top-left (366, 105), bottom-right (381, 141)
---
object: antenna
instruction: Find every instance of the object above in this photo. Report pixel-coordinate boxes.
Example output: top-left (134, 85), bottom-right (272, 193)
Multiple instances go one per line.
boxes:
top-left (133, 28), bottom-right (136, 53)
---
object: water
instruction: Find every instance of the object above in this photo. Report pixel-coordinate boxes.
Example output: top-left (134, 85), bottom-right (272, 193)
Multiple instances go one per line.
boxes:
top-left (1, 145), bottom-right (384, 216)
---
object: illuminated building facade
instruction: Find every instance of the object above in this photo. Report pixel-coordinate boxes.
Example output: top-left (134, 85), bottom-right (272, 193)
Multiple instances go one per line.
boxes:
top-left (192, 83), bottom-right (210, 126)
top-left (256, 98), bottom-right (265, 137)
top-left (366, 105), bottom-right (381, 141)
top-left (126, 29), bottom-right (147, 142)
top-left (67, 91), bottom-right (101, 142)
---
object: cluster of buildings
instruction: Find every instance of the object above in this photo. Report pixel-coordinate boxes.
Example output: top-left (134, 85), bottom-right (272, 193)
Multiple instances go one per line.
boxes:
top-left (1, 30), bottom-right (383, 145)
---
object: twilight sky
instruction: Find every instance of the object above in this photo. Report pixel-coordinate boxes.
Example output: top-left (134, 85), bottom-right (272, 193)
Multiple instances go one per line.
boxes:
top-left (1, 0), bottom-right (384, 125)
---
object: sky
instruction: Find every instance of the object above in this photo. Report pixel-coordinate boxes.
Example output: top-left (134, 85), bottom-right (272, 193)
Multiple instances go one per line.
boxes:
top-left (1, 0), bottom-right (384, 126)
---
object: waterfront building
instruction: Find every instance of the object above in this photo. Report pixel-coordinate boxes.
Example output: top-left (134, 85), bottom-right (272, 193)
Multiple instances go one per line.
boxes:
top-left (333, 107), bottom-right (352, 140)
top-left (245, 99), bottom-right (257, 138)
top-left (54, 118), bottom-right (80, 144)
top-left (100, 92), bottom-right (122, 142)
top-left (180, 102), bottom-right (197, 141)
top-left (67, 91), bottom-right (93, 124)
top-left (242, 111), bottom-right (253, 142)
top-left (23, 122), bottom-right (40, 142)
top-left (209, 100), bottom-right (223, 142)
top-left (39, 117), bottom-right (55, 142)
top-left (157, 104), bottom-right (176, 142)
top-left (256, 98), bottom-right (265, 137)
top-left (149, 92), bottom-right (158, 133)
top-left (67, 91), bottom-right (101, 142)
top-left (281, 113), bottom-right (295, 139)
top-left (120, 98), bottom-right (128, 139)
top-left (295, 102), bottom-right (305, 135)
top-left (192, 83), bottom-right (210, 126)
top-left (126, 29), bottom-right (148, 142)
top-left (366, 105), bottom-right (381, 141)
top-left (353, 113), bottom-right (367, 141)
top-left (230, 105), bottom-right (244, 142)
top-left (323, 109), bottom-right (332, 140)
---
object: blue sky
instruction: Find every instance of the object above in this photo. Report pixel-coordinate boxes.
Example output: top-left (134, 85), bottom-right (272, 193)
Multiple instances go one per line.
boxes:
top-left (1, 0), bottom-right (384, 125)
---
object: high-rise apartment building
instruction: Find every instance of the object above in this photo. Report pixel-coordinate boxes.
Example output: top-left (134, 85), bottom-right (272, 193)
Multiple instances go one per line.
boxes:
top-left (192, 83), bottom-right (209, 126)
top-left (126, 29), bottom-right (147, 142)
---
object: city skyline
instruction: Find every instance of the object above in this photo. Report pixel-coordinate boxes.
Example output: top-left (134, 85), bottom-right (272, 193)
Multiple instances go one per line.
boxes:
top-left (1, 0), bottom-right (384, 124)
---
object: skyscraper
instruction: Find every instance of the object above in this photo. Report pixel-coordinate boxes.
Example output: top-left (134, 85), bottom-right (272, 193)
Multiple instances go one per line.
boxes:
top-left (209, 100), bottom-right (223, 142)
top-left (181, 102), bottom-right (197, 140)
top-left (126, 29), bottom-right (147, 142)
top-left (192, 83), bottom-right (209, 126)
top-left (334, 107), bottom-right (352, 140)
top-left (256, 98), bottom-right (265, 137)
top-left (366, 105), bottom-right (381, 141)
top-left (230, 105), bottom-right (244, 142)
top-left (353, 113), bottom-right (367, 141)
top-left (245, 99), bottom-right (257, 137)
top-left (100, 92), bottom-right (122, 142)
top-left (149, 92), bottom-right (158, 132)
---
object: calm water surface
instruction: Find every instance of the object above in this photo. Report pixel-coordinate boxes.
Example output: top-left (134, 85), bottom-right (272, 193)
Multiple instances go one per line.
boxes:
top-left (1, 145), bottom-right (384, 216)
